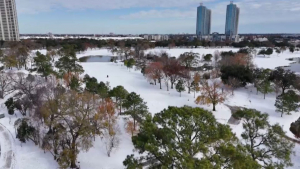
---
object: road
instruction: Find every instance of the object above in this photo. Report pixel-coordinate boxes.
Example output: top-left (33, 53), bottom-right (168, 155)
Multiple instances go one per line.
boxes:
top-left (0, 123), bottom-right (14, 169)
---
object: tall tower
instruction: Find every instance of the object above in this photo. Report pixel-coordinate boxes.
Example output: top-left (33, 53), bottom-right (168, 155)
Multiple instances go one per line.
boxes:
top-left (225, 1), bottom-right (240, 36)
top-left (196, 3), bottom-right (211, 36)
top-left (0, 0), bottom-right (20, 41)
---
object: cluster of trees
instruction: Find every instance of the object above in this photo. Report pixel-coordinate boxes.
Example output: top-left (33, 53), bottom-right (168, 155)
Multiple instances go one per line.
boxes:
top-left (144, 52), bottom-right (204, 95)
top-left (123, 106), bottom-right (295, 169)
top-left (0, 45), bottom-right (151, 169)
top-left (220, 48), bottom-right (300, 117)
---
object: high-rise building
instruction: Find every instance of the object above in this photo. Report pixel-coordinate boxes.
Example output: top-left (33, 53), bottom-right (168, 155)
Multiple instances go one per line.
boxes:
top-left (196, 3), bottom-right (211, 36)
top-left (0, 0), bottom-right (19, 41)
top-left (225, 1), bottom-right (240, 36)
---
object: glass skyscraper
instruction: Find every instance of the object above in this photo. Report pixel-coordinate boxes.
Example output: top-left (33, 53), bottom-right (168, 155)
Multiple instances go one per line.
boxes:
top-left (225, 1), bottom-right (240, 36)
top-left (196, 3), bottom-right (211, 36)
top-left (0, 0), bottom-right (19, 41)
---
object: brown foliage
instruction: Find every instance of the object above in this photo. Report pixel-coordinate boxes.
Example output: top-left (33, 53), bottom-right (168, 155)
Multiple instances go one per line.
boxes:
top-left (126, 120), bottom-right (139, 136)
top-left (219, 53), bottom-right (253, 68)
top-left (145, 62), bottom-right (164, 89)
top-left (195, 80), bottom-right (228, 111)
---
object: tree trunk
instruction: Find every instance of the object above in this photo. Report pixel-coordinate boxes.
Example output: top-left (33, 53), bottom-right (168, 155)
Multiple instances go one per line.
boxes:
top-left (159, 80), bottom-right (162, 89)
top-left (171, 82), bottom-right (174, 89)
top-left (282, 88), bottom-right (285, 95)
top-left (0, 91), bottom-right (3, 99)
top-left (180, 92), bottom-right (181, 97)
top-left (188, 87), bottom-right (190, 94)
top-left (70, 141), bottom-right (77, 168)
top-left (213, 103), bottom-right (216, 111)
top-left (281, 111), bottom-right (283, 117)
top-left (264, 93), bottom-right (266, 99)
top-left (133, 118), bottom-right (136, 131)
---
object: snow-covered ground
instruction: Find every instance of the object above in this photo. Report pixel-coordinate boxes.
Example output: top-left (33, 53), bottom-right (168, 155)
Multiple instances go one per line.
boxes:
top-left (77, 48), bottom-right (299, 70)
top-left (0, 47), bottom-right (300, 169)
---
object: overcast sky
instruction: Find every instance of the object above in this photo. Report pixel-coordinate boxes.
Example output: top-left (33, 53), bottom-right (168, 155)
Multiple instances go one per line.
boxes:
top-left (16, 0), bottom-right (300, 34)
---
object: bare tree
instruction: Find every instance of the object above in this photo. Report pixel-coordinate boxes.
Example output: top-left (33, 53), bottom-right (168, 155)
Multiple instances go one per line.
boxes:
top-left (213, 50), bottom-right (220, 68)
top-left (182, 70), bottom-right (193, 94)
top-left (0, 71), bottom-right (14, 98)
top-left (227, 77), bottom-right (241, 95)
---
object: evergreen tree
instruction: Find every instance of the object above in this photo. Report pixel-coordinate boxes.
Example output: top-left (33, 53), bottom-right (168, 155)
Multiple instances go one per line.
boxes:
top-left (276, 48), bottom-right (281, 55)
top-left (176, 79), bottom-right (185, 97)
top-left (257, 80), bottom-right (273, 99)
top-left (178, 52), bottom-right (200, 69)
top-left (83, 74), bottom-right (98, 94)
top-left (98, 81), bottom-right (109, 99)
top-left (55, 45), bottom-right (84, 78)
top-left (234, 109), bottom-right (295, 168)
top-left (203, 54), bottom-right (213, 61)
top-left (5, 97), bottom-right (15, 115)
top-left (109, 86), bottom-right (129, 114)
top-left (124, 106), bottom-right (260, 169)
top-left (16, 119), bottom-right (37, 144)
top-left (123, 92), bottom-right (148, 130)
top-left (69, 76), bottom-right (81, 91)
top-left (289, 46), bottom-right (295, 53)
top-left (33, 51), bottom-right (53, 80)
top-left (269, 67), bottom-right (297, 94)
top-left (126, 58), bottom-right (135, 70)
top-left (275, 90), bottom-right (300, 117)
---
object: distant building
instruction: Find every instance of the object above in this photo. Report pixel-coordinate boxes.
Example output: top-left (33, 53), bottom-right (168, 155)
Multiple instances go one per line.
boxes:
top-left (212, 32), bottom-right (226, 42)
top-left (254, 37), bottom-right (269, 42)
top-left (0, 0), bottom-right (19, 41)
top-left (225, 1), bottom-right (240, 37)
top-left (196, 3), bottom-right (211, 36)
top-left (143, 34), bottom-right (169, 41)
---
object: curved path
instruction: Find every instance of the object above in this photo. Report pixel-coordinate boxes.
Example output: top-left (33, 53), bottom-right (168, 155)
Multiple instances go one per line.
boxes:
top-left (0, 123), bottom-right (14, 169)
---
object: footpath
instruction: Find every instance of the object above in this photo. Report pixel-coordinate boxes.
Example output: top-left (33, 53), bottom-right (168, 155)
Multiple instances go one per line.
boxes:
top-left (0, 123), bottom-right (14, 169)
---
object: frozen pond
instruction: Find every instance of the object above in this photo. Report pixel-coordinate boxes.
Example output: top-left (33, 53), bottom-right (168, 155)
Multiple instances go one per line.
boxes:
top-left (284, 57), bottom-right (300, 73)
top-left (79, 55), bottom-right (120, 62)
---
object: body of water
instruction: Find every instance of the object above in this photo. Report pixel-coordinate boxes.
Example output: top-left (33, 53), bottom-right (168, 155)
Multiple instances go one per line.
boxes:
top-left (79, 55), bottom-right (120, 62)
top-left (284, 58), bottom-right (300, 73)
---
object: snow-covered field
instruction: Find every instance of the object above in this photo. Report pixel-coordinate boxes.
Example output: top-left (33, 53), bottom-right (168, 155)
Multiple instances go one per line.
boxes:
top-left (0, 47), bottom-right (300, 169)
top-left (78, 48), bottom-right (298, 70)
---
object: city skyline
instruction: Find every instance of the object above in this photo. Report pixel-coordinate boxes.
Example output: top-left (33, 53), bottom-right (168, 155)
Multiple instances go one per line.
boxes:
top-left (16, 0), bottom-right (300, 34)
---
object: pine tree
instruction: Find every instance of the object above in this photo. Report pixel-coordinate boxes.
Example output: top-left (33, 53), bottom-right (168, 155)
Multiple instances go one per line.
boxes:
top-left (257, 80), bottom-right (273, 99)
top-left (176, 80), bottom-right (185, 97)
top-left (234, 109), bottom-right (295, 168)
top-left (33, 51), bottom-right (53, 80)
top-left (123, 92), bottom-right (148, 130)
top-left (109, 86), bottom-right (129, 114)
top-left (124, 106), bottom-right (260, 169)
top-left (275, 90), bottom-right (300, 117)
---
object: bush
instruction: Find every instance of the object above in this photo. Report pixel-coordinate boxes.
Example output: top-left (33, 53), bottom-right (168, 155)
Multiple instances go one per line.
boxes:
top-left (221, 65), bottom-right (253, 86)
top-left (203, 73), bottom-right (210, 80)
top-left (4, 98), bottom-right (15, 115)
top-left (203, 54), bottom-right (213, 61)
